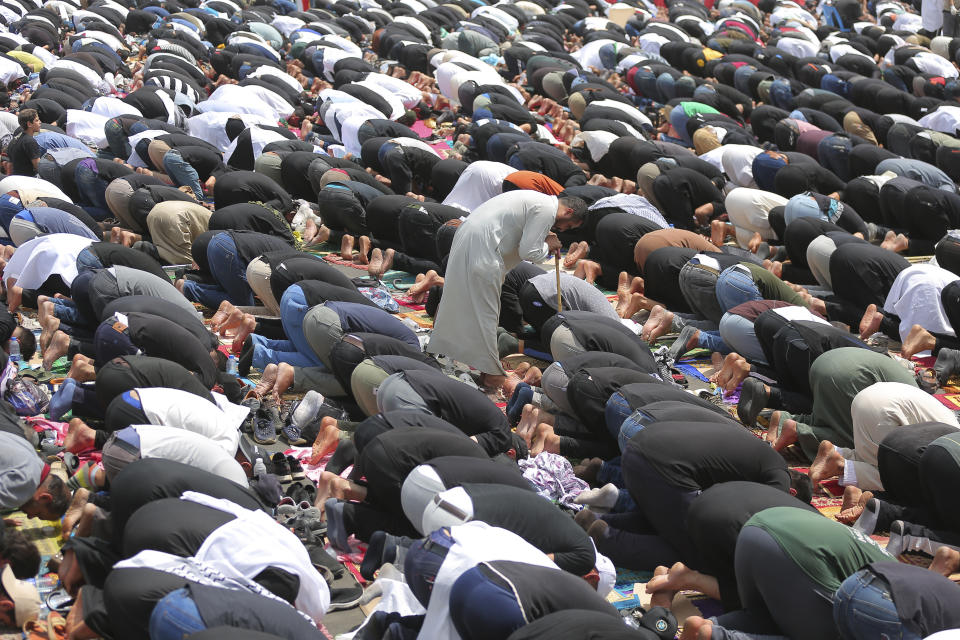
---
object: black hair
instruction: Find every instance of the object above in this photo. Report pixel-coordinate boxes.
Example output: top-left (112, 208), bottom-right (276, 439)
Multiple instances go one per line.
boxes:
top-left (11, 327), bottom-right (34, 362)
top-left (44, 474), bottom-right (72, 519)
top-left (788, 469), bottom-right (814, 505)
top-left (558, 195), bottom-right (589, 222)
top-left (0, 530), bottom-right (39, 579)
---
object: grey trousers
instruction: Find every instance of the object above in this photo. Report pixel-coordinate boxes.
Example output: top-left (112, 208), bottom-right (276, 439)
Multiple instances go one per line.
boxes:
top-left (302, 305), bottom-right (344, 368)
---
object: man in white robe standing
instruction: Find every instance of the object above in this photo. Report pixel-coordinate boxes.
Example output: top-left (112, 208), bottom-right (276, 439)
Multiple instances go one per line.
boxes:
top-left (427, 190), bottom-right (586, 387)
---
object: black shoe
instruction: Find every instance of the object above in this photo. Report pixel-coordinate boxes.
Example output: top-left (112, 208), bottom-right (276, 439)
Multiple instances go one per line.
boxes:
top-left (253, 412), bottom-right (277, 445)
top-left (328, 575), bottom-right (363, 611)
top-left (307, 543), bottom-right (345, 579)
top-left (287, 455), bottom-right (306, 480)
top-left (360, 531), bottom-right (399, 581)
top-left (935, 348), bottom-right (960, 386)
top-left (240, 397), bottom-right (260, 434)
top-left (271, 452), bottom-right (292, 482)
top-left (667, 325), bottom-right (698, 362)
top-left (737, 377), bottom-right (769, 428)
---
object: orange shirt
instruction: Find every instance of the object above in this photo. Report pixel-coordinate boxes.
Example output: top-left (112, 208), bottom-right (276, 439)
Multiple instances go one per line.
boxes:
top-left (503, 171), bottom-right (564, 196)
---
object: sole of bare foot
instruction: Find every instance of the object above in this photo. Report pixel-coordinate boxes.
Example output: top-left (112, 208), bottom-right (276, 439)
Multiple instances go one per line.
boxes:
top-left (901, 324), bottom-right (936, 359)
top-left (713, 353), bottom-right (751, 391)
top-left (367, 248), bottom-right (383, 277)
top-left (354, 236), bottom-right (371, 265)
top-left (38, 298), bottom-right (53, 324)
top-left (40, 315), bottom-right (60, 352)
top-left (710, 220), bottom-right (728, 247)
top-left (641, 305), bottom-right (674, 341)
top-left (615, 271), bottom-right (631, 315)
top-left (230, 315), bottom-right (257, 354)
top-left (767, 412), bottom-right (799, 451)
top-left (579, 260), bottom-right (601, 284)
top-left (929, 546), bottom-right (960, 577)
top-left (43, 331), bottom-right (71, 369)
top-left (859, 304), bottom-right (883, 340)
top-left (516, 404), bottom-right (539, 442)
top-left (563, 241), bottom-right (588, 269)
top-left (809, 440), bottom-right (845, 484)
top-left (63, 418), bottom-right (95, 454)
top-left (254, 363), bottom-right (278, 397)
top-left (210, 300), bottom-right (236, 328)
top-left (836, 489), bottom-right (873, 525)
top-left (309, 417), bottom-right (340, 465)
top-left (645, 565), bottom-right (677, 609)
top-left (618, 292), bottom-right (649, 319)
top-left (680, 616), bottom-right (714, 640)
top-left (530, 422), bottom-right (558, 456)
top-left (216, 307), bottom-right (244, 335)
top-left (340, 235), bottom-right (355, 261)
top-left (408, 270), bottom-right (442, 299)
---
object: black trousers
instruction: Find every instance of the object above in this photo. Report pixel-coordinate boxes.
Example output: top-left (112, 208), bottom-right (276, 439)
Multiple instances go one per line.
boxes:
top-left (827, 242), bottom-right (910, 326)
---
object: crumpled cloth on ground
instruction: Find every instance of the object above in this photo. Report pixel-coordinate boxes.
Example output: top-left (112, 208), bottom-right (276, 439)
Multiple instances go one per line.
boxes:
top-left (518, 452), bottom-right (588, 510)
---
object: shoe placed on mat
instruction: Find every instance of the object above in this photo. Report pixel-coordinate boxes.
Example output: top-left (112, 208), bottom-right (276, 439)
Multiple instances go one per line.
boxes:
top-left (282, 422), bottom-right (307, 446)
top-left (308, 543), bottom-right (346, 580)
top-left (261, 396), bottom-right (284, 433)
top-left (252, 413), bottom-right (277, 445)
top-left (240, 397), bottom-right (261, 433)
top-left (737, 377), bottom-right (769, 428)
top-left (667, 325), bottom-right (698, 362)
top-left (287, 455), bottom-right (306, 480)
top-left (328, 582), bottom-right (363, 611)
top-left (324, 498), bottom-right (350, 552)
top-left (291, 389), bottom-right (324, 427)
top-left (360, 530), bottom-right (399, 581)
top-left (271, 452), bottom-right (292, 482)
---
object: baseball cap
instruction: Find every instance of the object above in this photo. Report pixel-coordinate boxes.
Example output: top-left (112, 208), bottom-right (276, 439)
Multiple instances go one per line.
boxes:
top-left (1, 565), bottom-right (39, 626)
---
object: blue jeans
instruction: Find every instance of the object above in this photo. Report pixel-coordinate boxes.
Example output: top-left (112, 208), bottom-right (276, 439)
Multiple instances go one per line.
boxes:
top-left (75, 247), bottom-right (103, 274)
top-left (695, 329), bottom-right (729, 355)
top-left (833, 569), bottom-right (915, 640)
top-left (182, 233), bottom-right (252, 309)
top-left (719, 312), bottom-right (766, 365)
top-left (250, 333), bottom-right (322, 369)
top-left (75, 164), bottom-right (112, 220)
top-left (715, 267), bottom-right (762, 313)
top-left (51, 298), bottom-right (84, 326)
top-left (618, 408), bottom-right (652, 453)
top-left (278, 285), bottom-right (325, 368)
top-left (596, 457), bottom-right (637, 512)
top-left (148, 588), bottom-right (207, 640)
top-left (162, 149), bottom-right (203, 200)
top-left (604, 392), bottom-right (633, 443)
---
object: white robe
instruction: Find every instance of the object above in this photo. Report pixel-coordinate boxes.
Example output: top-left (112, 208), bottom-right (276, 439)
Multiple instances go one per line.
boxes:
top-left (883, 264), bottom-right (959, 345)
top-left (427, 191), bottom-right (557, 374)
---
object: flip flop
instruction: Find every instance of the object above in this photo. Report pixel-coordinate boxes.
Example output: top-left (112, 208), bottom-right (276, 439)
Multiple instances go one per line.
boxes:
top-left (23, 620), bottom-right (48, 639)
top-left (47, 612), bottom-right (67, 640)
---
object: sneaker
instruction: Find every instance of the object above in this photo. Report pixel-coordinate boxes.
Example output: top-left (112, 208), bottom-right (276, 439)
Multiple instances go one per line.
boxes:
top-left (287, 455), bottom-right (306, 480)
top-left (325, 498), bottom-right (350, 552)
top-left (667, 325), bottom-right (698, 362)
top-left (282, 422), bottom-right (307, 446)
top-left (291, 390), bottom-right (324, 427)
top-left (271, 452), bottom-right (292, 482)
top-left (307, 543), bottom-right (345, 580)
top-left (240, 397), bottom-right (260, 434)
top-left (737, 377), bottom-right (769, 428)
top-left (253, 413), bottom-right (277, 445)
top-left (261, 396), bottom-right (283, 433)
top-left (328, 583), bottom-right (363, 611)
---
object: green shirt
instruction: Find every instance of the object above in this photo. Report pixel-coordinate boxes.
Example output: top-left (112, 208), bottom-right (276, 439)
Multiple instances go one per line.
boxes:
top-left (744, 507), bottom-right (896, 593)
top-left (681, 101), bottom-right (721, 117)
top-left (741, 262), bottom-right (809, 308)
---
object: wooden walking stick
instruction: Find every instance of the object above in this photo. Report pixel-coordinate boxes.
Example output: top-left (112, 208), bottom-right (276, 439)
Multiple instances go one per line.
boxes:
top-left (554, 249), bottom-right (563, 312)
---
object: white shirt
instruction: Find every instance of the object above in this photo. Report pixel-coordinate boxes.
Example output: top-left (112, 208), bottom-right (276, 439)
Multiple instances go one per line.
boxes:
top-left (137, 388), bottom-right (247, 455)
top-left (3, 233), bottom-right (92, 288)
top-left (187, 112), bottom-right (275, 152)
top-left (91, 96), bottom-right (142, 119)
top-left (65, 110), bottom-right (110, 147)
top-left (442, 160), bottom-right (514, 212)
top-left (132, 425), bottom-right (248, 485)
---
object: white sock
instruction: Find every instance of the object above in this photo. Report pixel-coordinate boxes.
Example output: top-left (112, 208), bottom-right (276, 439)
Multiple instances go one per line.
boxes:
top-left (574, 483), bottom-right (619, 509)
top-left (292, 390), bottom-right (324, 427)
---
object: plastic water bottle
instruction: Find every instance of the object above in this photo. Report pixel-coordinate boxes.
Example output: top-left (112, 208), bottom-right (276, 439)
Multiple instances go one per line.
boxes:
top-left (9, 337), bottom-right (20, 365)
top-left (253, 457), bottom-right (267, 477)
top-left (227, 354), bottom-right (238, 376)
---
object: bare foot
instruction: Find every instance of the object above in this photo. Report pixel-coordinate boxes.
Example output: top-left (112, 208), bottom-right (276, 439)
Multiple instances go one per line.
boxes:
top-left (881, 230), bottom-right (910, 253)
top-left (641, 305), bottom-right (674, 342)
top-left (646, 565), bottom-right (676, 609)
top-left (409, 270), bottom-right (443, 303)
top-left (630, 277), bottom-right (644, 295)
top-left (530, 422), bottom-right (560, 455)
top-left (710, 353), bottom-right (751, 391)
top-left (615, 271), bottom-right (631, 316)
top-left (354, 235), bottom-right (371, 265)
top-left (66, 354), bottom-right (95, 382)
top-left (40, 315), bottom-right (60, 352)
top-left (309, 416), bottom-right (340, 464)
top-left (929, 546), bottom-right (960, 576)
top-left (314, 469), bottom-right (352, 507)
top-left (274, 362), bottom-right (295, 400)
top-left (523, 366), bottom-right (541, 386)
top-left (43, 331), bottom-right (70, 369)
top-left (763, 259), bottom-right (783, 278)
top-left (809, 440), bottom-right (845, 484)
top-left (367, 248), bottom-right (383, 277)
top-left (574, 259), bottom-right (601, 284)
top-left (710, 219), bottom-right (729, 247)
top-left (645, 561), bottom-right (720, 606)
top-left (38, 297), bottom-right (54, 325)
top-left (479, 373), bottom-right (507, 389)
top-left (766, 411), bottom-right (798, 451)
top-left (60, 488), bottom-right (90, 540)
top-left (747, 232), bottom-right (763, 253)
top-left (215, 307), bottom-right (244, 336)
top-left (563, 241), bottom-right (588, 268)
top-left (836, 487), bottom-right (874, 525)
top-left (902, 324), bottom-right (936, 359)
top-left (64, 418), bottom-right (96, 453)
top-left (210, 300), bottom-right (237, 329)
top-left (858, 304), bottom-right (883, 340)
top-left (680, 616), bottom-right (714, 640)
top-left (620, 292), bottom-right (652, 319)
top-left (231, 314), bottom-right (257, 353)
top-left (340, 235), bottom-right (355, 260)
top-left (516, 404), bottom-right (539, 443)
top-left (254, 363), bottom-right (278, 397)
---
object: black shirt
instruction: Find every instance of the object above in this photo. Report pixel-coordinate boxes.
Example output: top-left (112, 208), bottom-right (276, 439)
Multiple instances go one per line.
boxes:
top-left (125, 313), bottom-right (219, 387)
top-left (355, 427), bottom-right (487, 490)
top-left (88, 242), bottom-right (167, 280)
top-left (464, 484), bottom-right (596, 575)
top-left (627, 421), bottom-right (791, 492)
top-left (478, 561), bottom-right (616, 620)
top-left (226, 230), bottom-right (294, 266)
top-left (426, 456), bottom-right (531, 491)
top-left (209, 204), bottom-right (295, 245)
top-left (505, 609), bottom-right (647, 640)
top-left (402, 369), bottom-right (511, 455)
top-left (7, 132), bottom-right (41, 176)
top-left (189, 583), bottom-right (321, 640)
